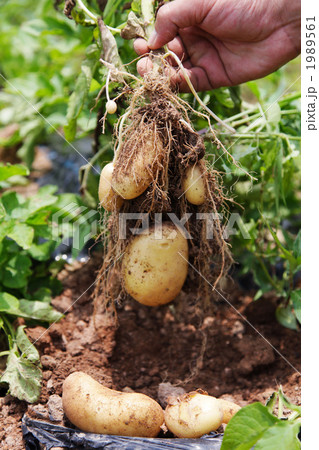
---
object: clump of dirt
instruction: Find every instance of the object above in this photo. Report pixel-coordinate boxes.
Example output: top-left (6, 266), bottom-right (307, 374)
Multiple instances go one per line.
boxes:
top-left (0, 255), bottom-right (300, 449)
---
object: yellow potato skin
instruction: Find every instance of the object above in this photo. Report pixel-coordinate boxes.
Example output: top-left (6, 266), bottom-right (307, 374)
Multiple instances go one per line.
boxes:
top-left (218, 398), bottom-right (241, 424)
top-left (165, 392), bottom-right (223, 438)
top-left (98, 163), bottom-right (124, 212)
top-left (62, 372), bottom-right (164, 437)
top-left (182, 164), bottom-right (206, 206)
top-left (112, 128), bottom-right (163, 200)
top-left (122, 223), bottom-right (188, 306)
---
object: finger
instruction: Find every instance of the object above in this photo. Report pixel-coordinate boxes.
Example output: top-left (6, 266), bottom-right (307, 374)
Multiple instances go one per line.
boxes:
top-left (167, 37), bottom-right (189, 64)
top-left (136, 56), bottom-right (154, 77)
top-left (148, 0), bottom-right (208, 49)
top-left (164, 63), bottom-right (214, 93)
top-left (134, 38), bottom-right (150, 56)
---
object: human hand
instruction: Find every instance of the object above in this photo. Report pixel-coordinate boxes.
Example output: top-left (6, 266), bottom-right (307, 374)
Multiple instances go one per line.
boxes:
top-left (134, 0), bottom-right (301, 92)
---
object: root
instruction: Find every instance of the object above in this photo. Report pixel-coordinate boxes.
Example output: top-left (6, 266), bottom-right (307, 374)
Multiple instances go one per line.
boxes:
top-left (94, 65), bottom-right (234, 315)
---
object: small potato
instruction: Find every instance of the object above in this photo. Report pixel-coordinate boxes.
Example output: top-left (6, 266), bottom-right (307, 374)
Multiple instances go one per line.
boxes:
top-left (106, 100), bottom-right (117, 114)
top-left (112, 127), bottom-right (163, 200)
top-left (98, 162), bottom-right (124, 211)
top-left (122, 223), bottom-right (188, 306)
top-left (62, 372), bottom-right (164, 437)
top-left (218, 398), bottom-right (241, 424)
top-left (165, 392), bottom-right (223, 438)
top-left (182, 164), bottom-right (206, 205)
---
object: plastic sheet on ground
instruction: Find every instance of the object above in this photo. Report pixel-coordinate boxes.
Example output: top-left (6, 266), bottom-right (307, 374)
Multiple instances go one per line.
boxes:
top-left (22, 415), bottom-right (223, 450)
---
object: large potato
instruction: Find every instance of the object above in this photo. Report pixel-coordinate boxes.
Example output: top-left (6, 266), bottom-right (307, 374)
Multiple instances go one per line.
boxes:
top-left (122, 223), bottom-right (188, 306)
top-left (98, 162), bottom-right (124, 211)
top-left (182, 164), bottom-right (206, 205)
top-left (112, 127), bottom-right (163, 200)
top-left (165, 392), bottom-right (223, 438)
top-left (62, 372), bottom-right (164, 437)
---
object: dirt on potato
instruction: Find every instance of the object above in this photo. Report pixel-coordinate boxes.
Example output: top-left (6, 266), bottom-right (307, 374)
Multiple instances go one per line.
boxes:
top-left (0, 253), bottom-right (300, 449)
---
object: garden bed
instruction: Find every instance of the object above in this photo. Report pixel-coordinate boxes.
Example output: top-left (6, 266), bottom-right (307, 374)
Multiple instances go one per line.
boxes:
top-left (0, 253), bottom-right (301, 449)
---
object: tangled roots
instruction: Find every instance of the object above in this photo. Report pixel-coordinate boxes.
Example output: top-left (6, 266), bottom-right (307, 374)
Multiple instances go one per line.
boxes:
top-left (94, 71), bottom-right (233, 315)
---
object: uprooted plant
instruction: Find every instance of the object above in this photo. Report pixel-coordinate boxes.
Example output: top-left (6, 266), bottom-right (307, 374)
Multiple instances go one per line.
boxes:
top-left (66, 0), bottom-right (255, 314)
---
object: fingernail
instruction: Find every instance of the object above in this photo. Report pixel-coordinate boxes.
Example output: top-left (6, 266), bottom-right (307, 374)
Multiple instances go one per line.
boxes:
top-left (148, 30), bottom-right (158, 48)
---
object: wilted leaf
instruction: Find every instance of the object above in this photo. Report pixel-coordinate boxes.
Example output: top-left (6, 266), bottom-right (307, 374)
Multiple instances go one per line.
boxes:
top-left (16, 325), bottom-right (40, 363)
top-left (0, 350), bottom-right (42, 403)
top-left (98, 18), bottom-right (124, 81)
top-left (121, 11), bottom-right (145, 39)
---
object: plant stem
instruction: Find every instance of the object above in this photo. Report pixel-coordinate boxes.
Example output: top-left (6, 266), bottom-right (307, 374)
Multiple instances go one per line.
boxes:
top-left (77, 0), bottom-right (98, 23)
top-left (214, 132), bottom-right (301, 141)
top-left (141, 0), bottom-right (156, 38)
top-left (164, 50), bottom-right (236, 133)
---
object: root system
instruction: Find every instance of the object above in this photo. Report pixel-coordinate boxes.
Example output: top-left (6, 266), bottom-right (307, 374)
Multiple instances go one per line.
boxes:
top-left (94, 63), bottom-right (233, 316)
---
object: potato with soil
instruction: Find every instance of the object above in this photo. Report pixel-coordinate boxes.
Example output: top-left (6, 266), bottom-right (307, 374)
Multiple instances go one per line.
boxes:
top-left (98, 162), bottom-right (124, 211)
top-left (122, 223), bottom-right (188, 306)
top-left (182, 163), bottom-right (206, 206)
top-left (165, 392), bottom-right (223, 438)
top-left (112, 125), bottom-right (164, 200)
top-left (62, 371), bottom-right (164, 437)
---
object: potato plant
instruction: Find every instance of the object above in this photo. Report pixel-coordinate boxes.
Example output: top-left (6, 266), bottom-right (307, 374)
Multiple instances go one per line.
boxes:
top-left (0, 2), bottom-right (300, 319)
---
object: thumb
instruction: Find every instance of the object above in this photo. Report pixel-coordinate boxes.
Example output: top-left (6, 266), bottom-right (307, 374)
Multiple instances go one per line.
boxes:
top-left (148, 0), bottom-right (208, 49)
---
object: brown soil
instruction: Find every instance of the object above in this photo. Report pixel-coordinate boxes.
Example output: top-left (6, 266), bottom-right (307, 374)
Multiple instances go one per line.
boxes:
top-left (0, 254), bottom-right (301, 449)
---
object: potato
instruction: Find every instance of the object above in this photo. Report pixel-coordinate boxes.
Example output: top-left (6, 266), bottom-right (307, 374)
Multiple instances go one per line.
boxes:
top-left (98, 162), bottom-right (124, 211)
top-left (106, 100), bottom-right (117, 114)
top-left (165, 392), bottom-right (223, 438)
top-left (62, 371), bottom-right (164, 437)
top-left (182, 164), bottom-right (206, 205)
top-left (112, 128), bottom-right (163, 200)
top-left (122, 223), bottom-right (188, 306)
top-left (218, 398), bottom-right (241, 424)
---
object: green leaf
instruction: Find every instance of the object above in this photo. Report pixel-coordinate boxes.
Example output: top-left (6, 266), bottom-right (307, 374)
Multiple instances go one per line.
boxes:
top-left (19, 299), bottom-right (63, 322)
top-left (221, 403), bottom-right (280, 450)
top-left (32, 287), bottom-right (51, 303)
top-left (0, 292), bottom-right (21, 314)
top-left (246, 81), bottom-right (261, 100)
top-left (291, 290), bottom-right (301, 323)
top-left (16, 325), bottom-right (40, 363)
top-left (1, 191), bottom-right (28, 219)
top-left (7, 223), bottom-right (34, 249)
top-left (130, 0), bottom-right (141, 14)
top-left (2, 254), bottom-right (32, 289)
top-left (0, 219), bottom-right (14, 243)
top-left (276, 304), bottom-right (298, 330)
top-left (255, 420), bottom-right (300, 450)
top-left (214, 87), bottom-right (235, 109)
top-left (28, 240), bottom-right (56, 261)
top-left (0, 350), bottom-right (42, 403)
top-left (265, 392), bottom-right (278, 414)
top-left (266, 102), bottom-right (281, 126)
top-left (0, 163), bottom-right (29, 182)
